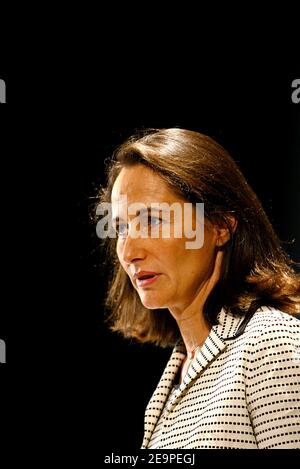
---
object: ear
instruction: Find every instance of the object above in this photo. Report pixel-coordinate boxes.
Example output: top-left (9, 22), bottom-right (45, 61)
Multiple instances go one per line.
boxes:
top-left (215, 216), bottom-right (237, 247)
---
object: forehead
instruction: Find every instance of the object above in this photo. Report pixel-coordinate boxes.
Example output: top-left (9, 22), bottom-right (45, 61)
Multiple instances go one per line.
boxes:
top-left (111, 164), bottom-right (178, 204)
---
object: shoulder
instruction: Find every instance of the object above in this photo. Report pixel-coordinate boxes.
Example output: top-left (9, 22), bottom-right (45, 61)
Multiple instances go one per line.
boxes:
top-left (245, 306), bottom-right (299, 337)
top-left (241, 306), bottom-right (299, 358)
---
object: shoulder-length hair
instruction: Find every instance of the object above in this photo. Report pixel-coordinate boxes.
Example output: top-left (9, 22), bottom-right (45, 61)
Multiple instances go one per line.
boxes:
top-left (97, 128), bottom-right (300, 347)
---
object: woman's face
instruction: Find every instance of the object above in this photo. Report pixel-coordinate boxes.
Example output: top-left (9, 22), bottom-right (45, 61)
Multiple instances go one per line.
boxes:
top-left (111, 164), bottom-right (222, 312)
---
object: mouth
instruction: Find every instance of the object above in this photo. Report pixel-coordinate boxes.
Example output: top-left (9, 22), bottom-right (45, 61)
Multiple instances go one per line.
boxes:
top-left (134, 272), bottom-right (160, 288)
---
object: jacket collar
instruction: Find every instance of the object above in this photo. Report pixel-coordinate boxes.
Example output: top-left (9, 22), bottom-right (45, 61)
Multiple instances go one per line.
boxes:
top-left (142, 308), bottom-right (244, 448)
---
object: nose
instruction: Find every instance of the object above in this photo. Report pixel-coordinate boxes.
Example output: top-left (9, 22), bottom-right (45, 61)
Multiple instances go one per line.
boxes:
top-left (119, 233), bottom-right (147, 265)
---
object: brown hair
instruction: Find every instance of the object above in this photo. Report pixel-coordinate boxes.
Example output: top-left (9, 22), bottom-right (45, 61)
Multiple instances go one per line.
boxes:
top-left (97, 128), bottom-right (300, 347)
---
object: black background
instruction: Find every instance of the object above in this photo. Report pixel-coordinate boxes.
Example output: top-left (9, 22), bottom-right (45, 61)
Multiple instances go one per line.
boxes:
top-left (1, 57), bottom-right (299, 462)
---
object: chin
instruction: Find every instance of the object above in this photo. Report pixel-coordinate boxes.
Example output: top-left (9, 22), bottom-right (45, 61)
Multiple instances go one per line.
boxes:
top-left (139, 295), bottom-right (165, 310)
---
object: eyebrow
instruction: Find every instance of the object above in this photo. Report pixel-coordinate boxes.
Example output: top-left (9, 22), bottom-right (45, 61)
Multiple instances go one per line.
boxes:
top-left (112, 206), bottom-right (166, 223)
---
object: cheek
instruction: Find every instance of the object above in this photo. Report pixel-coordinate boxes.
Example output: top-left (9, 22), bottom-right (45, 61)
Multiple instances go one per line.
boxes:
top-left (177, 236), bottom-right (215, 272)
top-left (159, 239), bottom-right (186, 270)
top-left (116, 241), bottom-right (121, 257)
top-left (116, 242), bottom-right (124, 267)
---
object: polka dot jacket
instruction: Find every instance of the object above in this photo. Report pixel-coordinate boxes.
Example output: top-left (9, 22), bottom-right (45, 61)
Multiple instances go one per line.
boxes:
top-left (142, 307), bottom-right (300, 449)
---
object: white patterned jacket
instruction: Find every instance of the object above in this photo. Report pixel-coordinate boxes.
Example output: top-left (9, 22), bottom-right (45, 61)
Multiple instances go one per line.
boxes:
top-left (142, 307), bottom-right (300, 449)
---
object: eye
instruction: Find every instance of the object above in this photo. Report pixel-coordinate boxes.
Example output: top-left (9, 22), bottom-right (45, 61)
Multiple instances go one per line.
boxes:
top-left (148, 215), bottom-right (162, 226)
top-left (115, 222), bottom-right (128, 237)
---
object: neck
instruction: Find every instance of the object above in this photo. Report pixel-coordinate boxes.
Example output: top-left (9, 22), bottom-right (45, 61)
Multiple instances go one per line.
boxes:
top-left (169, 290), bottom-right (212, 357)
top-left (169, 249), bottom-right (224, 357)
top-left (168, 259), bottom-right (221, 356)
top-left (176, 309), bottom-right (211, 358)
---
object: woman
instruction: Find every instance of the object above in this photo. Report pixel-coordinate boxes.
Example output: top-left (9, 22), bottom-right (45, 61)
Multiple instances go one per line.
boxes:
top-left (97, 128), bottom-right (300, 449)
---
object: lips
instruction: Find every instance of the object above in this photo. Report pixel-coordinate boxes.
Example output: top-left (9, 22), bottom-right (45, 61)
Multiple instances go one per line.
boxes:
top-left (133, 271), bottom-right (161, 287)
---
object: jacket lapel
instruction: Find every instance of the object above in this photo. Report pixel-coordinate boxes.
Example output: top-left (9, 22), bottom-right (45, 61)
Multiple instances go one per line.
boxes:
top-left (141, 341), bottom-right (186, 448)
top-left (169, 309), bottom-right (244, 407)
top-left (177, 328), bottom-right (227, 393)
top-left (142, 308), bottom-right (244, 448)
